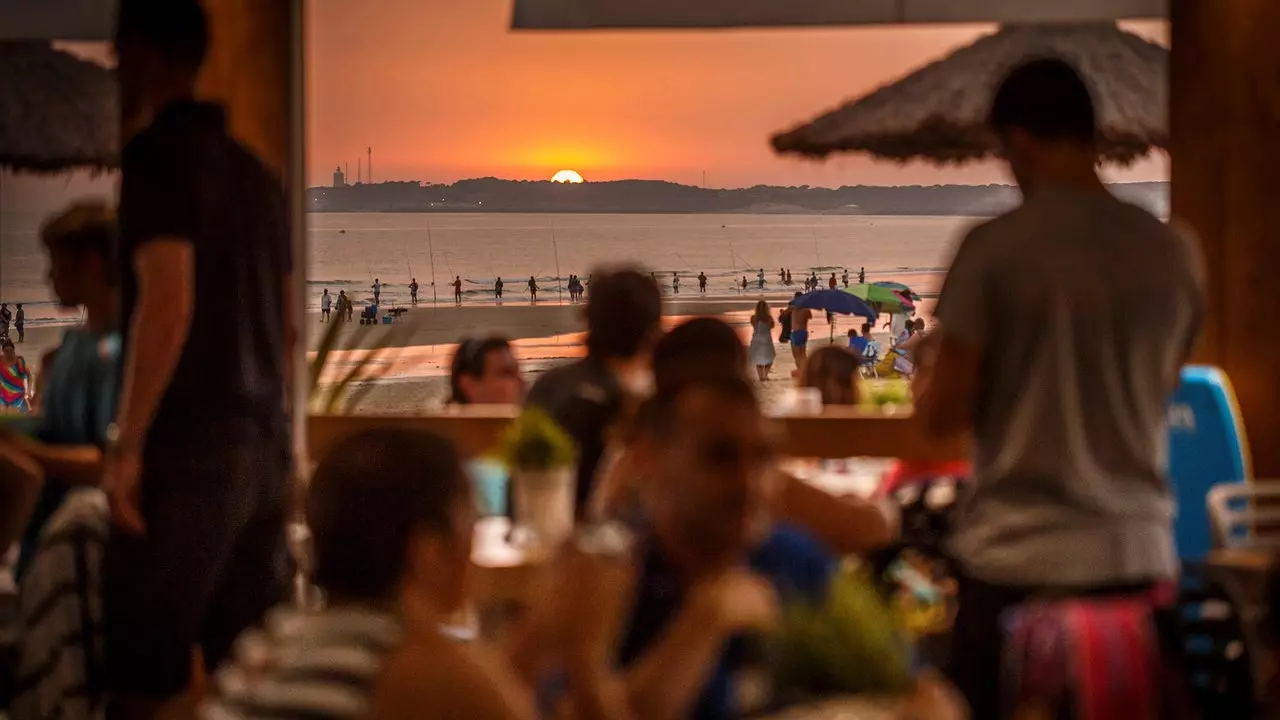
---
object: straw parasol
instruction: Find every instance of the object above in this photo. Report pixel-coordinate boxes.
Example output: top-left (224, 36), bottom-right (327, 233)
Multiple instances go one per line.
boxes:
top-left (771, 23), bottom-right (1167, 165)
top-left (0, 40), bottom-right (118, 173)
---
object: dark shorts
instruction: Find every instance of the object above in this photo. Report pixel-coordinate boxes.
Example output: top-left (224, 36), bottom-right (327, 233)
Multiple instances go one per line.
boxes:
top-left (790, 329), bottom-right (809, 348)
top-left (103, 437), bottom-right (289, 698)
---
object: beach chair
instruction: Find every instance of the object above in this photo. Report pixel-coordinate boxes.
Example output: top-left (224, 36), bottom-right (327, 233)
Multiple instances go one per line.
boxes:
top-left (859, 344), bottom-right (880, 378)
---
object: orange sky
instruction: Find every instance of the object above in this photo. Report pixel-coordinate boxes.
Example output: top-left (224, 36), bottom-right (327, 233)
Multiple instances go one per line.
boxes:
top-left (306, 0), bottom-right (1169, 188)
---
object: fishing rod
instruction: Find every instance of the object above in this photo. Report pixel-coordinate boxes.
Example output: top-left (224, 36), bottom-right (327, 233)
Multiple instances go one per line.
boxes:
top-left (426, 220), bottom-right (439, 307)
top-left (550, 219), bottom-right (563, 305)
top-left (728, 240), bottom-right (739, 294)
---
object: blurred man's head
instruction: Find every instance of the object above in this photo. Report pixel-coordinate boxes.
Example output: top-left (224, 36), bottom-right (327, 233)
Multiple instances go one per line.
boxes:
top-left (585, 268), bottom-right (662, 361)
top-left (449, 336), bottom-right (524, 405)
top-left (988, 57), bottom-right (1098, 192)
top-left (115, 0), bottom-right (209, 128)
top-left (41, 202), bottom-right (118, 308)
top-left (636, 377), bottom-right (777, 576)
top-left (651, 317), bottom-right (747, 395)
top-left (308, 429), bottom-right (475, 614)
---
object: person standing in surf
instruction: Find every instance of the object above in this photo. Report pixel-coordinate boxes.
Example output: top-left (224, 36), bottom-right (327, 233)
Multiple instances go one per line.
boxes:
top-left (495, 276), bottom-right (504, 300)
top-left (842, 269), bottom-right (850, 288)
top-left (409, 278), bottom-right (418, 306)
top-left (672, 272), bottom-right (680, 295)
top-left (320, 289), bottom-right (331, 322)
top-left (698, 272), bottom-right (707, 293)
top-left (858, 266), bottom-right (866, 284)
top-left (527, 276), bottom-right (538, 304)
top-left (372, 277), bottom-right (381, 305)
top-left (829, 273), bottom-right (837, 290)
top-left (452, 276), bottom-right (463, 306)
top-left (757, 268), bottom-right (765, 290)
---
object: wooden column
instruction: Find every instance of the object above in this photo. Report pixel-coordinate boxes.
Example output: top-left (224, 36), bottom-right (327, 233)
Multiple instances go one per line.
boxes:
top-left (1171, 0), bottom-right (1280, 476)
top-left (196, 0), bottom-right (290, 177)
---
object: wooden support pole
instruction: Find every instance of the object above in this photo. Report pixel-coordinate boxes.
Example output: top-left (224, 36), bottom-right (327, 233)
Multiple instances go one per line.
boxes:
top-left (1171, 0), bottom-right (1280, 476)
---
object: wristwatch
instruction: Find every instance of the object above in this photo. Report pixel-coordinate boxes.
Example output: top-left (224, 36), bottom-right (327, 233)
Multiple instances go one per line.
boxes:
top-left (104, 422), bottom-right (128, 454)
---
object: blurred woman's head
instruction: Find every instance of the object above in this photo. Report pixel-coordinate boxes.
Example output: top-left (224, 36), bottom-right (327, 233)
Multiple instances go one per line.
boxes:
top-left (41, 202), bottom-right (118, 309)
top-left (449, 336), bottom-right (523, 405)
top-left (913, 318), bottom-right (926, 333)
top-left (308, 428), bottom-right (474, 613)
top-left (753, 301), bottom-right (771, 324)
top-left (651, 317), bottom-right (747, 395)
top-left (800, 346), bottom-right (860, 407)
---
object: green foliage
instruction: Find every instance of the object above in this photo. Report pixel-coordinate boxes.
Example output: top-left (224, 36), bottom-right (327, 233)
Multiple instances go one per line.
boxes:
top-left (770, 569), bottom-right (913, 703)
top-left (860, 378), bottom-right (912, 410)
top-left (309, 317), bottom-right (411, 414)
top-left (492, 407), bottom-right (576, 472)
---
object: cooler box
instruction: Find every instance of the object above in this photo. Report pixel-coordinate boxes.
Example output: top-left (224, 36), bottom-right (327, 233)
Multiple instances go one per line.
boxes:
top-left (1168, 365), bottom-right (1251, 561)
top-left (382, 316), bottom-right (393, 324)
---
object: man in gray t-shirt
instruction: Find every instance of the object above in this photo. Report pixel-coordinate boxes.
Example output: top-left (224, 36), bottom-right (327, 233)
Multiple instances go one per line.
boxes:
top-left (915, 58), bottom-right (1203, 716)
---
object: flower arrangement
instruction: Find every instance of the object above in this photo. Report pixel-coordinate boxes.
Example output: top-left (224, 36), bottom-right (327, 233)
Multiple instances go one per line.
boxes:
top-left (492, 407), bottom-right (577, 472)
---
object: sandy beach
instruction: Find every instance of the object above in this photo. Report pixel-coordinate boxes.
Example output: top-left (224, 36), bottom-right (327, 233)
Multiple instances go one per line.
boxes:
top-left (309, 293), bottom-right (935, 415)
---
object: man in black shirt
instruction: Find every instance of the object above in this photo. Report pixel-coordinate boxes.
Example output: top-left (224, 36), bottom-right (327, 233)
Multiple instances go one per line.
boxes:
top-left (105, 2), bottom-right (292, 715)
top-left (527, 268), bottom-right (661, 514)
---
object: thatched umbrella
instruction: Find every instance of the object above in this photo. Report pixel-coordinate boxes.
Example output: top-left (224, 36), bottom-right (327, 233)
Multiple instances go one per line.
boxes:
top-left (0, 40), bottom-right (118, 173)
top-left (771, 23), bottom-right (1167, 165)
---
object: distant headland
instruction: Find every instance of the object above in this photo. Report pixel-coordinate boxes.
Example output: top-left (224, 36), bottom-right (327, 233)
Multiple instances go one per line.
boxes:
top-left (306, 177), bottom-right (1168, 217)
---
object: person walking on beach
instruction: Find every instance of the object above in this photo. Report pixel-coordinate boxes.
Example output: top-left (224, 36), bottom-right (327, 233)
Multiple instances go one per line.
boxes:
top-left (843, 269), bottom-right (850, 288)
top-left (672, 272), bottom-right (680, 295)
top-left (698, 271), bottom-right (707, 293)
top-left (105, 4), bottom-right (292, 715)
top-left (14, 304), bottom-right (24, 343)
top-left (528, 276), bottom-right (538, 304)
top-left (829, 273), bottom-right (837, 290)
top-left (495, 276), bottom-right (504, 299)
top-left (757, 268), bottom-right (765, 290)
top-left (371, 277), bottom-right (381, 305)
top-left (749, 299), bottom-right (776, 381)
top-left (452, 275), bottom-right (463, 306)
top-left (346, 293), bottom-right (353, 322)
top-left (409, 277), bottom-right (419, 306)
top-left (858, 266), bottom-right (866, 284)
top-left (790, 293), bottom-right (812, 377)
top-left (786, 269), bottom-right (793, 285)
top-left (741, 276), bottom-right (748, 292)
top-left (915, 58), bottom-right (1204, 718)
top-left (336, 290), bottom-right (348, 321)
top-left (320, 289), bottom-right (331, 322)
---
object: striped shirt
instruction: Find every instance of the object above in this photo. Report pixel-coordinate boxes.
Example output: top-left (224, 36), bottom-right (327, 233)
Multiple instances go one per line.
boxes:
top-left (10, 488), bottom-right (108, 720)
top-left (200, 606), bottom-right (402, 720)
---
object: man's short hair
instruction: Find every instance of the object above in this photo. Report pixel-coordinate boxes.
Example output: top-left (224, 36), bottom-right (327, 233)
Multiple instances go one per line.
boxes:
top-left (41, 202), bottom-right (119, 287)
top-left (652, 317), bottom-right (746, 395)
top-left (308, 428), bottom-right (468, 602)
top-left (585, 268), bottom-right (661, 360)
top-left (988, 57), bottom-right (1096, 144)
top-left (116, 0), bottom-right (210, 70)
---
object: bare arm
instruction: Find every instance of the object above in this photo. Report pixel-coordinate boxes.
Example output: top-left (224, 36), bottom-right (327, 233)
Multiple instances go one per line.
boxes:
top-left (913, 331), bottom-right (980, 440)
top-left (0, 441), bottom-right (43, 550)
top-left (777, 472), bottom-right (893, 556)
top-left (7, 436), bottom-right (102, 487)
top-left (372, 638), bottom-right (539, 720)
top-left (114, 240), bottom-right (194, 451)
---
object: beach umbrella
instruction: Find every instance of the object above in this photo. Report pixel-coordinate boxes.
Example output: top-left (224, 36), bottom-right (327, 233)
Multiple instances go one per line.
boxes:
top-left (846, 284), bottom-right (913, 313)
top-left (0, 41), bottom-right (118, 173)
top-left (790, 289), bottom-right (877, 320)
top-left (873, 281), bottom-right (922, 300)
top-left (771, 23), bottom-right (1167, 165)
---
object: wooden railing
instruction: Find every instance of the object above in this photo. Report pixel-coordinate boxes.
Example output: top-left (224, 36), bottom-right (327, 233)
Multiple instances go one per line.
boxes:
top-left (308, 407), bottom-right (969, 461)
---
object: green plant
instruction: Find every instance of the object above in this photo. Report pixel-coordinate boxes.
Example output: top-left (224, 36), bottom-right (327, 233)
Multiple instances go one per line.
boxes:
top-left (309, 314), bottom-right (410, 413)
top-left (860, 378), bottom-right (912, 410)
top-left (769, 569), bottom-right (913, 703)
top-left (492, 407), bottom-right (576, 472)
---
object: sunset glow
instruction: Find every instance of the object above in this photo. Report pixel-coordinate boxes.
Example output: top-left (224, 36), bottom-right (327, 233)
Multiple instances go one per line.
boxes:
top-left (551, 170), bottom-right (585, 184)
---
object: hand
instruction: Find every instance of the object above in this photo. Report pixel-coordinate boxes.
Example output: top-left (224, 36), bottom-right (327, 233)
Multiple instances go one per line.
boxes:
top-left (104, 450), bottom-right (145, 535)
top-left (692, 569), bottom-right (780, 635)
top-left (902, 671), bottom-right (968, 720)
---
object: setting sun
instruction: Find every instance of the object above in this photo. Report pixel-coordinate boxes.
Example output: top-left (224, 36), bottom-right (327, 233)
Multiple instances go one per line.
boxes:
top-left (551, 170), bottom-right (585, 184)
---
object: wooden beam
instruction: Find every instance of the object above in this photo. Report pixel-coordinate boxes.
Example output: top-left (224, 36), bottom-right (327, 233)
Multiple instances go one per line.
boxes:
top-left (1172, 0), bottom-right (1280, 476)
top-left (308, 410), bottom-right (969, 462)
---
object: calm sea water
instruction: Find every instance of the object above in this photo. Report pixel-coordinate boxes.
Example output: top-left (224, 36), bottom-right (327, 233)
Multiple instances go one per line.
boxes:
top-left (0, 212), bottom-right (972, 322)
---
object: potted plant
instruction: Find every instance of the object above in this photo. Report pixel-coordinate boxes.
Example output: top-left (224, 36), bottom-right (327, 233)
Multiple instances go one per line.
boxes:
top-left (492, 407), bottom-right (577, 557)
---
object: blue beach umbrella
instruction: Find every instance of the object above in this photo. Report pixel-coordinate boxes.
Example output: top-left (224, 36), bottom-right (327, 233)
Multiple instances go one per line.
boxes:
top-left (790, 289), bottom-right (876, 320)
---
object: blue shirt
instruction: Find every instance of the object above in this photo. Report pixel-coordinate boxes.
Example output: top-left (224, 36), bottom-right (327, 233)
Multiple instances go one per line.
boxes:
top-left (619, 525), bottom-right (835, 719)
top-left (12, 329), bottom-right (120, 580)
top-left (849, 336), bottom-right (870, 355)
